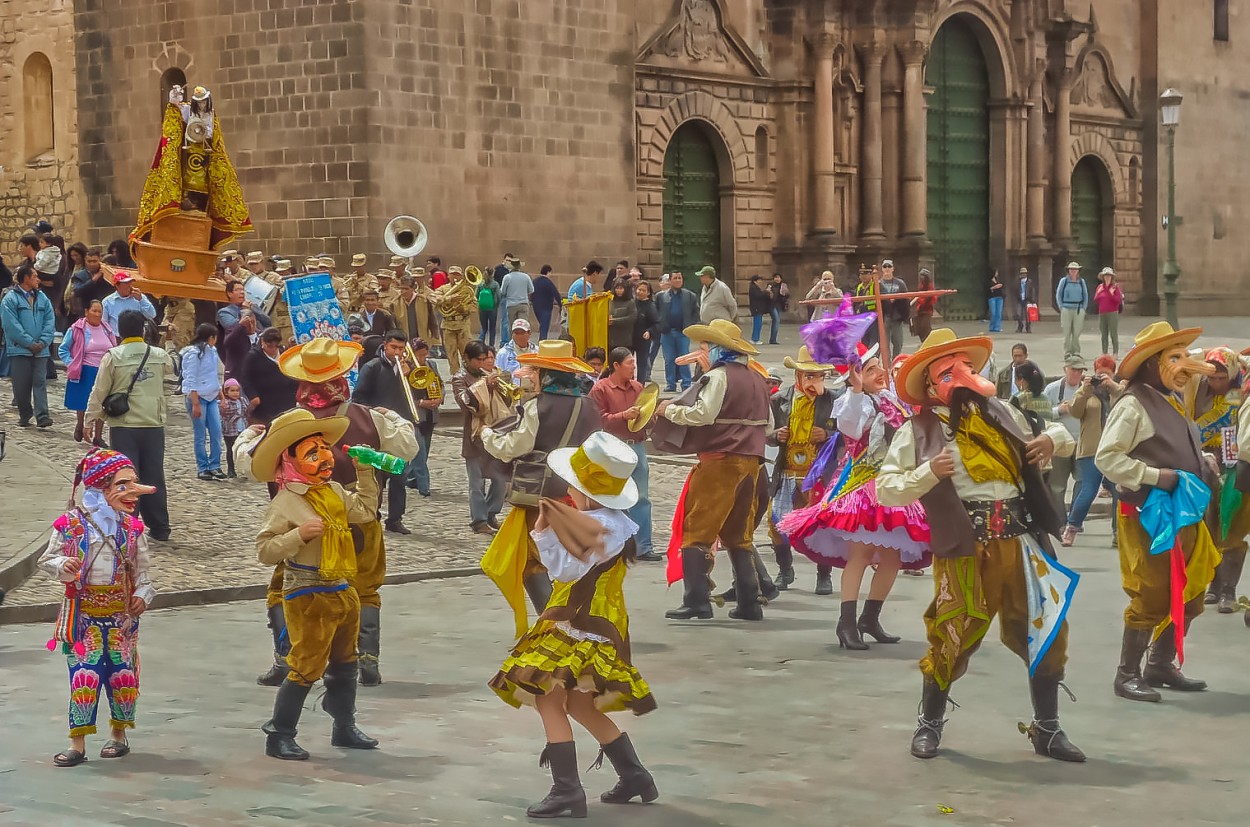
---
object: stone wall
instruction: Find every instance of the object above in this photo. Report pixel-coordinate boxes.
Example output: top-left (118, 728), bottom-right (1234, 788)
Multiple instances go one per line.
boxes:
top-left (0, 0), bottom-right (82, 252)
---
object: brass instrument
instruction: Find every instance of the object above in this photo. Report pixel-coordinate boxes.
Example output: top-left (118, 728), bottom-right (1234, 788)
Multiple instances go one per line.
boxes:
top-left (492, 369), bottom-right (524, 405)
top-left (408, 364), bottom-right (444, 402)
top-left (465, 265), bottom-right (485, 287)
top-left (384, 215), bottom-right (428, 259)
top-left (426, 274), bottom-right (476, 320)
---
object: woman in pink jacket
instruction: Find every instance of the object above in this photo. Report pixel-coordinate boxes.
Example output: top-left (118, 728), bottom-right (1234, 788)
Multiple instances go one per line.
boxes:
top-left (1093, 267), bottom-right (1124, 356)
top-left (58, 298), bottom-right (116, 445)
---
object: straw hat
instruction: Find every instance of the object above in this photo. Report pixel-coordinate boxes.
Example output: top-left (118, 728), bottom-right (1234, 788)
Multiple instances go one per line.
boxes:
top-left (895, 328), bottom-right (993, 406)
top-left (517, 340), bottom-right (596, 374)
top-left (1118, 321), bottom-right (1202, 380)
top-left (547, 431), bottom-right (639, 510)
top-left (682, 319), bottom-right (759, 355)
top-left (628, 382), bottom-right (660, 433)
top-left (783, 345), bottom-right (834, 373)
top-left (251, 409), bottom-right (350, 483)
top-left (278, 338), bottom-right (364, 384)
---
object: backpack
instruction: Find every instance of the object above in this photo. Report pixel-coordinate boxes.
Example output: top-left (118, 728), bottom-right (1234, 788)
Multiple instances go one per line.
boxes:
top-left (477, 284), bottom-right (496, 312)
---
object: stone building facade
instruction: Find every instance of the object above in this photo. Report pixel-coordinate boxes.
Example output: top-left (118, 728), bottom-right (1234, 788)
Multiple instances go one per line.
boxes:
top-left (0, 0), bottom-right (1245, 316)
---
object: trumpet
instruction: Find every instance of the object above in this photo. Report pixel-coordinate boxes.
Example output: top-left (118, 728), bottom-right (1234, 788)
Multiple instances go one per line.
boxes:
top-left (491, 370), bottom-right (524, 405)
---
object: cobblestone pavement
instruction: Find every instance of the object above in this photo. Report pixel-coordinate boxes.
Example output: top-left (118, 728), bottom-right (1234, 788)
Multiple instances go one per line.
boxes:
top-left (1, 520), bottom-right (1248, 826)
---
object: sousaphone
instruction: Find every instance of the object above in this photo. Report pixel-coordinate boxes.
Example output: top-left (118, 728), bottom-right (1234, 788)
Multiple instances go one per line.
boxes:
top-left (384, 215), bottom-right (428, 259)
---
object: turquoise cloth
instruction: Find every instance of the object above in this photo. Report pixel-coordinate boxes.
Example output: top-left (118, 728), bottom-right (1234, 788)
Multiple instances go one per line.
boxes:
top-left (1139, 471), bottom-right (1211, 555)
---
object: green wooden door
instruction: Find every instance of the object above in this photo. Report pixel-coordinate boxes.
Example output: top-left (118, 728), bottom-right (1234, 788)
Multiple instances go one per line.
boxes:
top-left (926, 19), bottom-right (991, 320)
top-left (664, 123), bottom-right (721, 278)
top-left (1070, 157), bottom-right (1106, 291)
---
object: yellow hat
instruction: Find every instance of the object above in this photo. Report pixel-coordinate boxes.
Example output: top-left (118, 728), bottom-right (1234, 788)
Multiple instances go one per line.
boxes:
top-left (628, 382), bottom-right (660, 433)
top-left (682, 319), bottom-right (759, 355)
top-left (278, 338), bottom-right (364, 384)
top-left (250, 409), bottom-right (350, 483)
top-left (895, 328), bottom-right (992, 406)
top-left (1118, 321), bottom-right (1203, 380)
top-left (783, 345), bottom-right (834, 373)
top-left (517, 340), bottom-right (596, 374)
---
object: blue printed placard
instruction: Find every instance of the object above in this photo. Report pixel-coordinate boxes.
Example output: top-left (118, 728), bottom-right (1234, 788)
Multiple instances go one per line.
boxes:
top-left (284, 272), bottom-right (357, 387)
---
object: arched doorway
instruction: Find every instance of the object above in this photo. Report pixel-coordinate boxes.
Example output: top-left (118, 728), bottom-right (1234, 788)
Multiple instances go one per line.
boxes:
top-left (663, 122), bottom-right (722, 278)
top-left (926, 18), bottom-right (991, 320)
top-left (1071, 157), bottom-right (1111, 289)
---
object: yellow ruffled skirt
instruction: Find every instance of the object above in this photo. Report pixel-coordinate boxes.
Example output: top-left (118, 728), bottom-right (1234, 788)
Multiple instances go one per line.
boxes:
top-left (490, 625), bottom-right (657, 715)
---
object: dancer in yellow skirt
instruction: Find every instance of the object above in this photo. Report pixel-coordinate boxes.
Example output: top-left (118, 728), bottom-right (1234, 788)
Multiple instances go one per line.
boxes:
top-left (490, 431), bottom-right (658, 819)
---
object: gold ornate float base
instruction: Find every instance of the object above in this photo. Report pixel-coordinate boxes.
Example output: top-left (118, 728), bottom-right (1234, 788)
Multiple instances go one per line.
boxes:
top-left (109, 212), bottom-right (229, 302)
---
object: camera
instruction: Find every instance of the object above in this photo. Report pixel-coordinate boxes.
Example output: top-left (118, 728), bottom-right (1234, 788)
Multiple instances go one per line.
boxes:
top-left (1091, 375), bottom-right (1105, 386)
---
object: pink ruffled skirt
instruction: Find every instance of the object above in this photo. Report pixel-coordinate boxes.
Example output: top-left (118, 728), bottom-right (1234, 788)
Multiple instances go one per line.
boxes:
top-left (778, 478), bottom-right (931, 570)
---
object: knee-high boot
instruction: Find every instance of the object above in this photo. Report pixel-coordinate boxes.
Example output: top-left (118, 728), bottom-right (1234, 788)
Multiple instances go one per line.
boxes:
top-left (1144, 625), bottom-right (1207, 691)
top-left (910, 676), bottom-right (950, 759)
top-left (322, 662), bottom-right (379, 749)
top-left (1024, 674), bottom-right (1085, 762)
top-left (773, 543), bottom-right (795, 590)
top-left (263, 679), bottom-right (312, 760)
top-left (727, 547), bottom-right (763, 621)
top-left (524, 572), bottom-right (553, 613)
top-left (257, 604), bottom-right (290, 687)
top-left (713, 547), bottom-right (778, 607)
top-left (528, 741), bottom-right (587, 819)
top-left (665, 546), bottom-right (713, 620)
top-left (1113, 627), bottom-right (1162, 702)
top-left (357, 605), bottom-right (382, 686)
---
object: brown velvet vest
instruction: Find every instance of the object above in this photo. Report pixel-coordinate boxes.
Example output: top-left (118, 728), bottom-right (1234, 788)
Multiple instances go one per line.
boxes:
top-left (680, 362), bottom-right (770, 457)
top-left (912, 397), bottom-right (1061, 558)
top-left (1116, 382), bottom-right (1212, 507)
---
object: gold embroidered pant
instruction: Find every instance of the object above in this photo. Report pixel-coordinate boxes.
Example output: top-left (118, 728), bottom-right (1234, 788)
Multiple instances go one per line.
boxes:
top-left (921, 538), bottom-right (1068, 690)
top-left (682, 455), bottom-right (763, 551)
top-left (1117, 514), bottom-right (1219, 632)
top-left (266, 564), bottom-right (285, 609)
top-left (284, 588), bottom-right (360, 685)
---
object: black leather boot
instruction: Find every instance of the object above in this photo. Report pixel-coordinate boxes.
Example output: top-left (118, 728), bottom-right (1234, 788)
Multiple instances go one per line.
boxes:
top-left (322, 662), bottom-right (379, 749)
top-left (528, 742), bottom-right (587, 819)
top-left (858, 599), bottom-right (901, 643)
top-left (524, 572), bottom-right (554, 613)
top-left (357, 605), bottom-right (382, 686)
top-left (754, 549), bottom-right (779, 602)
top-left (774, 543), bottom-right (795, 591)
top-left (836, 600), bottom-right (868, 650)
top-left (727, 548), bottom-right (764, 620)
top-left (910, 677), bottom-right (949, 759)
top-left (666, 547), bottom-right (714, 620)
top-left (1144, 626), bottom-right (1207, 691)
top-left (1024, 675), bottom-right (1086, 762)
top-left (1113, 627), bottom-right (1162, 702)
top-left (256, 604), bottom-right (290, 687)
top-left (814, 565), bottom-right (834, 596)
top-left (594, 732), bottom-right (658, 804)
top-left (263, 679), bottom-right (312, 760)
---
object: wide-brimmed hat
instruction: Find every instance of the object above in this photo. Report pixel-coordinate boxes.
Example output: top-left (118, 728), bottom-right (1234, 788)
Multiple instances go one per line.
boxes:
top-left (628, 382), bottom-right (660, 433)
top-left (547, 431), bottom-right (639, 510)
top-left (1119, 321), bottom-right (1203, 380)
top-left (783, 345), bottom-right (834, 373)
top-left (251, 409), bottom-right (350, 483)
top-left (683, 318), bottom-right (758, 355)
top-left (517, 340), bottom-right (596, 374)
top-left (1066, 261), bottom-right (1082, 270)
top-left (279, 338), bottom-right (363, 384)
top-left (895, 328), bottom-right (993, 406)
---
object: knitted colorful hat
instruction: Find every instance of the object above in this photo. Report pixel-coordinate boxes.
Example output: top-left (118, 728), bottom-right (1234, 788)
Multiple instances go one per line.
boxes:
top-left (69, 449), bottom-right (135, 506)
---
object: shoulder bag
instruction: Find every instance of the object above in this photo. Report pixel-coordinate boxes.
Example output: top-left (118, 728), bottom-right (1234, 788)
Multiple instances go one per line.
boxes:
top-left (102, 345), bottom-right (152, 418)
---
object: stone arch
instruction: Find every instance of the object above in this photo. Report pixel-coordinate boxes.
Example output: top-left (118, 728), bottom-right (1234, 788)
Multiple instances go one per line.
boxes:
top-left (754, 124), bottom-right (769, 185)
top-left (159, 67), bottom-right (188, 117)
top-left (22, 52), bottom-right (55, 161)
top-left (639, 91), bottom-right (752, 185)
top-left (928, 2), bottom-right (1019, 99)
top-left (1069, 130), bottom-right (1126, 206)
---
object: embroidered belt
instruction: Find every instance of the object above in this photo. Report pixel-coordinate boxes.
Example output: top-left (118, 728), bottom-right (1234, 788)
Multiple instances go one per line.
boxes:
top-left (80, 584), bottom-right (127, 617)
top-left (964, 497), bottom-right (1032, 544)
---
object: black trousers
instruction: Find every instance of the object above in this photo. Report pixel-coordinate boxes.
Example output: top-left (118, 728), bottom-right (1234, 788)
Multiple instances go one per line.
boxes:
top-left (108, 426), bottom-right (171, 537)
top-left (383, 470), bottom-right (406, 524)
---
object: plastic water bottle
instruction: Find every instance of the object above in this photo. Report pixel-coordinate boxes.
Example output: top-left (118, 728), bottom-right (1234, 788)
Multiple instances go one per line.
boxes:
top-left (344, 444), bottom-right (407, 475)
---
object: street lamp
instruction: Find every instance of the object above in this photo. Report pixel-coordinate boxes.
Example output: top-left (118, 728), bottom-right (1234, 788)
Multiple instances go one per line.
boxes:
top-left (1160, 87), bottom-right (1183, 327)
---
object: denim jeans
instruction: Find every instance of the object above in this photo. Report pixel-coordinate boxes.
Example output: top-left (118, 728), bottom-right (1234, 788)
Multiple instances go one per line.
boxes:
top-left (405, 420), bottom-right (433, 494)
top-left (988, 296), bottom-right (1003, 332)
top-left (636, 337), bottom-right (654, 383)
top-left (535, 308), bottom-right (554, 340)
top-left (627, 442), bottom-right (654, 554)
top-left (1066, 456), bottom-right (1104, 528)
top-left (768, 308), bottom-right (781, 344)
top-left (660, 330), bottom-right (692, 390)
top-left (647, 338), bottom-right (661, 378)
top-left (478, 308), bottom-right (497, 346)
top-left (0, 343), bottom-right (11, 378)
top-left (751, 314), bottom-right (764, 342)
top-left (186, 396), bottom-right (222, 474)
top-left (466, 455), bottom-right (508, 526)
top-left (10, 354), bottom-right (49, 423)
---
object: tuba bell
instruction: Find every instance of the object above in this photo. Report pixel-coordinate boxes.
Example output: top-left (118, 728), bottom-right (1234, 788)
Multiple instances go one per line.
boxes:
top-left (465, 265), bottom-right (485, 287)
top-left (384, 215), bottom-right (428, 259)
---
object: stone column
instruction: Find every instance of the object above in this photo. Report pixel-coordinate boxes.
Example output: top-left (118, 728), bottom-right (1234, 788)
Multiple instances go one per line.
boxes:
top-left (1052, 67), bottom-right (1073, 244)
top-left (1026, 66), bottom-right (1047, 243)
top-left (858, 41), bottom-right (887, 241)
top-left (899, 40), bottom-right (928, 238)
top-left (812, 34), bottom-right (838, 236)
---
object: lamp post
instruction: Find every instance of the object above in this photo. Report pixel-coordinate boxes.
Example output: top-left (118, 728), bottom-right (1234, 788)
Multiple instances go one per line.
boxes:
top-left (1160, 87), bottom-right (1183, 328)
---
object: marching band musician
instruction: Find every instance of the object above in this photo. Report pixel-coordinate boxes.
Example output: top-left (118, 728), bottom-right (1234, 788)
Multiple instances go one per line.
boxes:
top-left (429, 265), bottom-right (475, 374)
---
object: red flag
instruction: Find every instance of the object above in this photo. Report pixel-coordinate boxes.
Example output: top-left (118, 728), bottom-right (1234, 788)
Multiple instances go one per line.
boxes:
top-left (1169, 541), bottom-right (1187, 664)
top-left (666, 471), bottom-right (693, 585)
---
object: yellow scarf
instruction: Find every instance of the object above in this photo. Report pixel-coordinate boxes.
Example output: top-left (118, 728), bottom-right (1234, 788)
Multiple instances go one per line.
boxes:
top-left (944, 407), bottom-right (1019, 485)
top-left (786, 393), bottom-right (817, 472)
top-left (303, 484), bottom-right (357, 580)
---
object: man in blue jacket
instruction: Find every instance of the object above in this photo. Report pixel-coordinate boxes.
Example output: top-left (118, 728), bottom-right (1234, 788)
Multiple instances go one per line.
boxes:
top-left (1055, 262), bottom-right (1089, 359)
top-left (654, 271), bottom-right (701, 392)
top-left (0, 266), bottom-right (56, 427)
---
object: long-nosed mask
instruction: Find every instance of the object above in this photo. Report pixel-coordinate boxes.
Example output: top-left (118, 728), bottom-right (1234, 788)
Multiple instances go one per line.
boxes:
top-left (1156, 345), bottom-right (1216, 392)
top-left (927, 353), bottom-right (996, 406)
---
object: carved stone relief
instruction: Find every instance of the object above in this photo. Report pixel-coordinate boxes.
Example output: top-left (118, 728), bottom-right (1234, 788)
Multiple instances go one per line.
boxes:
top-left (655, 0), bottom-right (734, 64)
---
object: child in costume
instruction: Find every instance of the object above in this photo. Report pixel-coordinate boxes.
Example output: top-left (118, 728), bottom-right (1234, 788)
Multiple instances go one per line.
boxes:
top-left (490, 431), bottom-right (658, 819)
top-left (780, 344), bottom-right (931, 650)
top-left (246, 408), bottom-right (382, 760)
top-left (40, 449), bottom-right (156, 768)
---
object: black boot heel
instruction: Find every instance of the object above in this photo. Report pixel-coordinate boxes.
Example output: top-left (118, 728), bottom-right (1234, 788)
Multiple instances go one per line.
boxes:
top-left (836, 600), bottom-right (868, 650)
